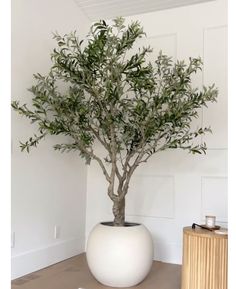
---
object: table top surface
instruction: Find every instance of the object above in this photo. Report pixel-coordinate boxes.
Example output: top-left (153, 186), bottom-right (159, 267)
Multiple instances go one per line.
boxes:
top-left (183, 226), bottom-right (228, 239)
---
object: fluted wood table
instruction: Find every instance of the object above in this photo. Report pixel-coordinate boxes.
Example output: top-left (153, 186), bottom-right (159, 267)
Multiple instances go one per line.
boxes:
top-left (181, 226), bottom-right (228, 289)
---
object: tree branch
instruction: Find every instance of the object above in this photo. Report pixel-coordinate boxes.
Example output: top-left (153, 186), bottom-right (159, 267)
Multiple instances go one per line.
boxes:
top-left (70, 133), bottom-right (111, 183)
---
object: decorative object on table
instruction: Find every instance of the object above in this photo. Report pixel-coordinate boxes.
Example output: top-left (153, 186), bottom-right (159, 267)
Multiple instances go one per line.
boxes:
top-left (12, 17), bottom-right (218, 287)
top-left (192, 222), bottom-right (220, 231)
top-left (181, 226), bottom-right (228, 289)
top-left (205, 215), bottom-right (216, 227)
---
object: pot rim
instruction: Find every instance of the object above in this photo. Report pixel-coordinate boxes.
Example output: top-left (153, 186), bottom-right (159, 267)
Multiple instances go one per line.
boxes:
top-left (100, 221), bottom-right (141, 227)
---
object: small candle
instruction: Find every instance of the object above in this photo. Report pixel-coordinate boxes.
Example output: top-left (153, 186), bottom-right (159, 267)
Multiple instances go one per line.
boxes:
top-left (205, 215), bottom-right (216, 228)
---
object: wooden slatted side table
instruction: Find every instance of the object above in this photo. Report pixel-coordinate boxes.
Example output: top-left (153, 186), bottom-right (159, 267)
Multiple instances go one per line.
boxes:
top-left (181, 226), bottom-right (228, 289)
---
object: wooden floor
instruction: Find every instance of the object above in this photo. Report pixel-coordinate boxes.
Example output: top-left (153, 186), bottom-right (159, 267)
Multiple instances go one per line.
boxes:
top-left (12, 253), bottom-right (181, 289)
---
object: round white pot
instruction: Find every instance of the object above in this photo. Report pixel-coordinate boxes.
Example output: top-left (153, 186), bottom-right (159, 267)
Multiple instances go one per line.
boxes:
top-left (86, 222), bottom-right (153, 287)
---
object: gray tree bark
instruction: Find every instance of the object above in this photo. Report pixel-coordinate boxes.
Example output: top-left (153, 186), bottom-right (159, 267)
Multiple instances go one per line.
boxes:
top-left (113, 197), bottom-right (125, 226)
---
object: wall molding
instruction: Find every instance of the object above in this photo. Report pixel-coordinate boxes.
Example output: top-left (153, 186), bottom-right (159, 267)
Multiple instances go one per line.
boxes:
top-left (200, 176), bottom-right (228, 223)
top-left (202, 25), bottom-right (228, 150)
top-left (207, 148), bottom-right (228, 151)
top-left (11, 237), bottom-right (85, 280)
top-left (126, 174), bottom-right (175, 219)
top-left (203, 24), bottom-right (228, 32)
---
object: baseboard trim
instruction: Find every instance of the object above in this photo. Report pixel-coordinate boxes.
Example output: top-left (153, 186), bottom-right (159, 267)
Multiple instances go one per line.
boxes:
top-left (11, 237), bottom-right (85, 280)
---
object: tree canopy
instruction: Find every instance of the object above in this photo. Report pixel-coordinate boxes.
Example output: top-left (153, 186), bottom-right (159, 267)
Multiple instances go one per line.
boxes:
top-left (12, 17), bottom-right (218, 225)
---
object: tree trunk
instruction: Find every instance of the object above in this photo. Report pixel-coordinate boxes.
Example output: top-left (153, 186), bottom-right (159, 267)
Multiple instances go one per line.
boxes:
top-left (112, 197), bottom-right (125, 226)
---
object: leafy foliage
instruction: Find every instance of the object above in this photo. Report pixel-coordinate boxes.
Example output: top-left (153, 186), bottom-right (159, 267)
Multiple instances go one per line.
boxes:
top-left (12, 17), bottom-right (218, 225)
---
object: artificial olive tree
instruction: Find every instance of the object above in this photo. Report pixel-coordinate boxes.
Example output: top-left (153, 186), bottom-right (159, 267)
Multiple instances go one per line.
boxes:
top-left (12, 17), bottom-right (217, 226)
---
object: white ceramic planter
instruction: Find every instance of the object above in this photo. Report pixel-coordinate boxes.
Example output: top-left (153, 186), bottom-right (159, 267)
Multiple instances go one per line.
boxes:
top-left (86, 222), bottom-right (153, 287)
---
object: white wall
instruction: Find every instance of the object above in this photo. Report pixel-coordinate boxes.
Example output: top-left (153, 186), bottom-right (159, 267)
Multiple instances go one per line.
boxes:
top-left (85, 0), bottom-right (228, 264)
top-left (11, 0), bottom-right (90, 279)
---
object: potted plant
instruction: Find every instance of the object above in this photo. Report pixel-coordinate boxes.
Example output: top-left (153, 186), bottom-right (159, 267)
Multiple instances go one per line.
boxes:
top-left (12, 17), bottom-right (217, 287)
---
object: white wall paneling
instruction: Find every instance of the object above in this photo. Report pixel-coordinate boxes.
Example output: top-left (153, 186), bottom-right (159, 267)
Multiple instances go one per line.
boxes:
top-left (126, 175), bottom-right (175, 219)
top-left (85, 0), bottom-right (228, 265)
top-left (202, 26), bottom-right (228, 149)
top-left (201, 176), bottom-right (228, 223)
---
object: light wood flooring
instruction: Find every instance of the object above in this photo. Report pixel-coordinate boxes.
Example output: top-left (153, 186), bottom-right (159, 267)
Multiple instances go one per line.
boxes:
top-left (12, 253), bottom-right (181, 289)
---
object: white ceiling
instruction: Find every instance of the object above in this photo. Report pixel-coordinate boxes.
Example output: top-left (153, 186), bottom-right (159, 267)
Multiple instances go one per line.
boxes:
top-left (74, 0), bottom-right (215, 21)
